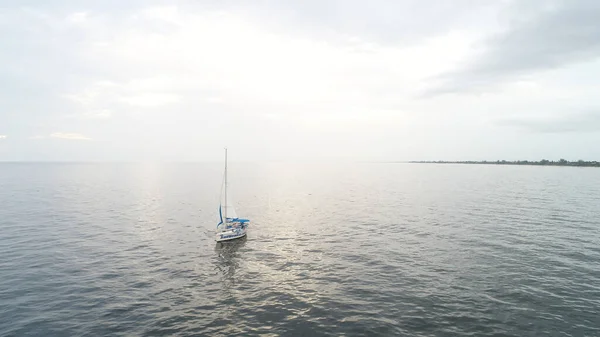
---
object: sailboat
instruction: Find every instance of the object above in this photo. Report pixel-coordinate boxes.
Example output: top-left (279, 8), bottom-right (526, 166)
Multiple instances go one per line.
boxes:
top-left (216, 148), bottom-right (249, 242)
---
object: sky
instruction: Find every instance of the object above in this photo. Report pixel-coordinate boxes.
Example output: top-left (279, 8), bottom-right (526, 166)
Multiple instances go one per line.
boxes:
top-left (1, 0), bottom-right (600, 162)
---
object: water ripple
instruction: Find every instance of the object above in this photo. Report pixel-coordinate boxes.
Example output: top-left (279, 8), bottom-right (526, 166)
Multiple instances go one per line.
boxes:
top-left (1, 163), bottom-right (599, 336)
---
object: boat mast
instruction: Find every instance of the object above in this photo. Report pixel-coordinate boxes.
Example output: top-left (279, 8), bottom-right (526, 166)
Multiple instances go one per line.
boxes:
top-left (224, 148), bottom-right (228, 225)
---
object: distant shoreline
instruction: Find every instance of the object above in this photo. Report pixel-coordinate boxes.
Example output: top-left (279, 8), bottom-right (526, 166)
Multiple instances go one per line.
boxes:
top-left (409, 160), bottom-right (600, 167)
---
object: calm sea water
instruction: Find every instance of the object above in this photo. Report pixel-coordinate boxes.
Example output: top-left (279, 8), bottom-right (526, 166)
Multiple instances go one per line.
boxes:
top-left (1, 163), bottom-right (599, 336)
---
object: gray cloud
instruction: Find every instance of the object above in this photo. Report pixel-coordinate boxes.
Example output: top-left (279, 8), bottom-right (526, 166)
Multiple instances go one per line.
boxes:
top-left (423, 0), bottom-right (600, 95)
top-left (8, 0), bottom-right (499, 43)
top-left (185, 0), bottom-right (504, 46)
top-left (3, 0), bottom-right (600, 161)
top-left (497, 110), bottom-right (600, 133)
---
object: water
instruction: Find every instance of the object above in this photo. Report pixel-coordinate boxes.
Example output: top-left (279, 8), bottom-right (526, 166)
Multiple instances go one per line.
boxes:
top-left (1, 163), bottom-right (599, 336)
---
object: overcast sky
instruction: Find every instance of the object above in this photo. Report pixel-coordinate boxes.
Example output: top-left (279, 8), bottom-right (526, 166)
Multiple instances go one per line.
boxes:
top-left (1, 0), bottom-right (600, 162)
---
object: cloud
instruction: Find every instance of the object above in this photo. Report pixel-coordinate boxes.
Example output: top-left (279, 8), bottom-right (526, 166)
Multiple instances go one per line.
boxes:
top-left (70, 6), bottom-right (476, 115)
top-left (62, 84), bottom-right (115, 118)
top-left (0, 135), bottom-right (6, 139)
top-left (63, 79), bottom-right (179, 117)
top-left (226, 0), bottom-right (504, 46)
top-left (497, 110), bottom-right (600, 133)
top-left (83, 109), bottom-right (112, 118)
top-left (423, 0), bottom-right (600, 95)
top-left (4, 1), bottom-right (600, 161)
top-left (66, 11), bottom-right (88, 24)
top-left (119, 93), bottom-right (181, 107)
top-left (50, 133), bottom-right (92, 140)
top-left (64, 77), bottom-right (187, 113)
top-left (205, 96), bottom-right (224, 104)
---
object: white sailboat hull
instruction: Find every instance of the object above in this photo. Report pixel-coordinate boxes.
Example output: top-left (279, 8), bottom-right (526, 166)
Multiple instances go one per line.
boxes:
top-left (215, 226), bottom-right (247, 242)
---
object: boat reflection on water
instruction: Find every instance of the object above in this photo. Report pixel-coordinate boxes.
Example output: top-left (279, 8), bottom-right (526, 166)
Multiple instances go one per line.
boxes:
top-left (214, 236), bottom-right (247, 288)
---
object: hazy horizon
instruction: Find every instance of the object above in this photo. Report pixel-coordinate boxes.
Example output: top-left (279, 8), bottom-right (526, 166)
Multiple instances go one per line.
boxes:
top-left (1, 158), bottom-right (598, 164)
top-left (2, 0), bottom-right (600, 162)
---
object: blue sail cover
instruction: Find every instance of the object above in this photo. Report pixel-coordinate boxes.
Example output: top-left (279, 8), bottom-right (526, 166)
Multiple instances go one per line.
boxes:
top-left (218, 204), bottom-right (249, 229)
top-left (227, 218), bottom-right (250, 223)
top-left (217, 205), bottom-right (223, 226)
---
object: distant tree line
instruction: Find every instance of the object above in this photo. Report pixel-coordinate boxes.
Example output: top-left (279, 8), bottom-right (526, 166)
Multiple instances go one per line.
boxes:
top-left (410, 159), bottom-right (600, 167)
